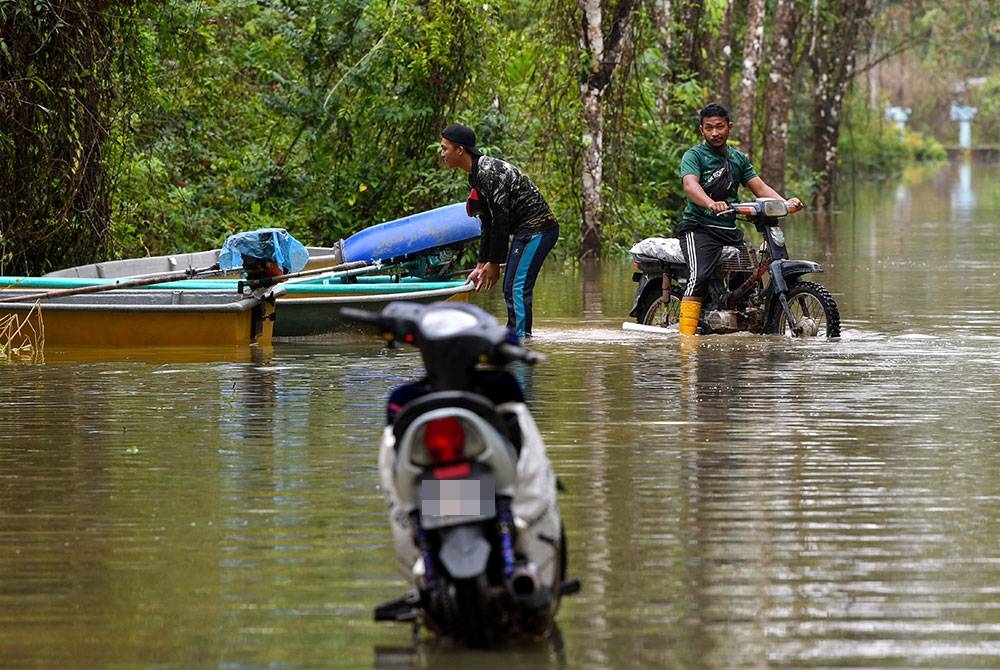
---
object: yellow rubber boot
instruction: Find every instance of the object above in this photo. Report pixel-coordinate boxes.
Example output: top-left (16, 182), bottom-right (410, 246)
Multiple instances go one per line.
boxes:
top-left (679, 296), bottom-right (702, 335)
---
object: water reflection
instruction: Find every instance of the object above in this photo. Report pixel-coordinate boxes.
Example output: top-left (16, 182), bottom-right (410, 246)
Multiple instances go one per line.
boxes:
top-left (373, 626), bottom-right (568, 669)
top-left (950, 159), bottom-right (976, 214)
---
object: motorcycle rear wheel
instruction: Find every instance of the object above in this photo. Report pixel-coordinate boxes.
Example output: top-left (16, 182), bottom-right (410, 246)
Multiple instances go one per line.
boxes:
top-left (768, 281), bottom-right (841, 338)
top-left (636, 285), bottom-right (684, 327)
top-left (454, 575), bottom-right (496, 648)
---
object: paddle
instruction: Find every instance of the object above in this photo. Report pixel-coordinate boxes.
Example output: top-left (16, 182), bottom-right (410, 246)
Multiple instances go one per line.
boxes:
top-left (0, 265), bottom-right (224, 303)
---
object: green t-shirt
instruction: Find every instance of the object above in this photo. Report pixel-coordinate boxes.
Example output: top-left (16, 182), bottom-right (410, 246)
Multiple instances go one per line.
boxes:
top-left (679, 142), bottom-right (758, 230)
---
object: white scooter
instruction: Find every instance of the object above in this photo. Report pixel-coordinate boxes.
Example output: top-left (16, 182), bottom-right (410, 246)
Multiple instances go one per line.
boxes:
top-left (342, 301), bottom-right (579, 648)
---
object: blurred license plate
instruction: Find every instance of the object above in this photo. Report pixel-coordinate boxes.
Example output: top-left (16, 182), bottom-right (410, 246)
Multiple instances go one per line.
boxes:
top-left (420, 475), bottom-right (496, 529)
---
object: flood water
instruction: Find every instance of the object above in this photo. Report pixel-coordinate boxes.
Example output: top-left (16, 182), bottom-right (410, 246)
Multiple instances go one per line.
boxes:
top-left (2, 161), bottom-right (999, 669)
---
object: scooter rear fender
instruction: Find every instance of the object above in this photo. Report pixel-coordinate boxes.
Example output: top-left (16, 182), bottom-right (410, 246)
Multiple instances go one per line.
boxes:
top-left (438, 524), bottom-right (492, 579)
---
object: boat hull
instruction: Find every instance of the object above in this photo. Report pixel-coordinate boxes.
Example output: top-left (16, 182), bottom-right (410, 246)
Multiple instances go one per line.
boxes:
top-left (273, 283), bottom-right (472, 337)
top-left (3, 276), bottom-right (469, 339)
top-left (0, 288), bottom-right (277, 348)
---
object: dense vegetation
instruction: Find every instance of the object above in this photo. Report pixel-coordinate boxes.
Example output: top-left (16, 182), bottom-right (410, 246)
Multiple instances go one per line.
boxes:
top-left (2, 0), bottom-right (996, 274)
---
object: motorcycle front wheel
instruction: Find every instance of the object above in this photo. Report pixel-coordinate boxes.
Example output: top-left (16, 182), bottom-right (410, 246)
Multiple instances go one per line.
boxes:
top-left (636, 285), bottom-right (684, 327)
top-left (768, 281), bottom-right (841, 338)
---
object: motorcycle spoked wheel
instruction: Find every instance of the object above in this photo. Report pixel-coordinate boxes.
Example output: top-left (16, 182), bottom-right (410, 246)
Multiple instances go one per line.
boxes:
top-left (768, 281), bottom-right (841, 338)
top-left (636, 284), bottom-right (684, 327)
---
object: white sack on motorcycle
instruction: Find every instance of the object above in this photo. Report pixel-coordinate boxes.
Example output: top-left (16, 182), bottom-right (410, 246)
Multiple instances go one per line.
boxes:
top-left (630, 237), bottom-right (686, 264)
top-left (630, 237), bottom-right (745, 265)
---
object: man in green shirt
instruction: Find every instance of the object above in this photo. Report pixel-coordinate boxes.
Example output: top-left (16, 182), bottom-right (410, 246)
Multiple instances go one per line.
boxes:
top-left (677, 102), bottom-right (800, 335)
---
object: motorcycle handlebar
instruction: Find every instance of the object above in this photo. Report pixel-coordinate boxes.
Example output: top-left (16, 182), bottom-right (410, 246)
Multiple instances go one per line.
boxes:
top-left (341, 305), bottom-right (545, 366)
top-left (499, 342), bottom-right (546, 366)
top-left (715, 199), bottom-right (803, 217)
top-left (340, 307), bottom-right (381, 325)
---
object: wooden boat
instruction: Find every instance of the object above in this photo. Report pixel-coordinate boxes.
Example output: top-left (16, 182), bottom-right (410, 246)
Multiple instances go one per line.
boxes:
top-left (46, 202), bottom-right (481, 280)
top-left (42, 203), bottom-right (480, 337)
top-left (6, 273), bottom-right (471, 338)
top-left (0, 280), bottom-right (283, 348)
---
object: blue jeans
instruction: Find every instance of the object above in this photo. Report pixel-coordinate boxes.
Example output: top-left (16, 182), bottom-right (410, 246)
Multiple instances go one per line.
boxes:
top-left (502, 225), bottom-right (559, 337)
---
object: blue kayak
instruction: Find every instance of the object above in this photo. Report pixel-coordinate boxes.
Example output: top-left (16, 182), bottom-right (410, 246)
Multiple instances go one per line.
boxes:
top-left (341, 202), bottom-right (480, 264)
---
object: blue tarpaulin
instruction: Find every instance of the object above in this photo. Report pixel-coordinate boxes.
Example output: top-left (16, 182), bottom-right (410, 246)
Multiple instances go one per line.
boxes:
top-left (218, 228), bottom-right (309, 274)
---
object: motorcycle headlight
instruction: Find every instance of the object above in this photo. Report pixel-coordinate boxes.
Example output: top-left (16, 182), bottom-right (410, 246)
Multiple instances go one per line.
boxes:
top-left (760, 198), bottom-right (789, 218)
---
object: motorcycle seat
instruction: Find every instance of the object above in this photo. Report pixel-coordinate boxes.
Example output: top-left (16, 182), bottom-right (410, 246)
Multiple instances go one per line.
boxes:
top-left (393, 390), bottom-right (507, 445)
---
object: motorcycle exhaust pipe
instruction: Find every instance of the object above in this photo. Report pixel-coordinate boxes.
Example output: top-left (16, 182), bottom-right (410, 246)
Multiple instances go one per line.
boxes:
top-left (507, 563), bottom-right (541, 600)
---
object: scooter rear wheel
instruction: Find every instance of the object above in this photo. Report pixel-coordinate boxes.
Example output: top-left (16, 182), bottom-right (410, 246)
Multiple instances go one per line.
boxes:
top-left (454, 575), bottom-right (496, 648)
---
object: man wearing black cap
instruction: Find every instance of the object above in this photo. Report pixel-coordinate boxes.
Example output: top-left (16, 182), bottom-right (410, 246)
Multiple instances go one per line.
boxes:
top-left (440, 123), bottom-right (559, 338)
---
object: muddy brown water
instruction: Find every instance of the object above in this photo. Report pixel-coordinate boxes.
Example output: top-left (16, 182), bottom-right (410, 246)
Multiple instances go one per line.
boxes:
top-left (2, 162), bottom-right (999, 668)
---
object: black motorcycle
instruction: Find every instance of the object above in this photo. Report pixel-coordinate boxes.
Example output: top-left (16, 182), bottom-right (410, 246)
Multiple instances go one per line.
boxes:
top-left (342, 301), bottom-right (578, 648)
top-left (629, 198), bottom-right (841, 338)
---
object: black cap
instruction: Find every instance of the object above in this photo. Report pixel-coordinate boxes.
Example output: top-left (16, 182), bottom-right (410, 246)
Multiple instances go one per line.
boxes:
top-left (441, 123), bottom-right (483, 157)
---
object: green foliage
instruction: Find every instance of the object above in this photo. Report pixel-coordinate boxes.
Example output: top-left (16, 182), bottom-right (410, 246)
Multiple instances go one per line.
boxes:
top-left (113, 0), bottom-right (495, 256)
top-left (112, 0), bottom-right (722, 261)
top-left (6, 0), bottom-right (989, 271)
top-left (838, 93), bottom-right (948, 179)
top-left (869, 1), bottom-right (999, 147)
top-left (901, 131), bottom-right (947, 161)
top-left (970, 77), bottom-right (1000, 147)
top-left (0, 0), bottom-right (136, 274)
top-left (600, 75), bottom-right (705, 252)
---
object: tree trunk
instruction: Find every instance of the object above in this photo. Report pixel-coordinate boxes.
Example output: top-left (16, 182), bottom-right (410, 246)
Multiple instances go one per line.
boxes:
top-left (650, 0), bottom-right (672, 115)
top-left (759, 0), bottom-right (804, 194)
top-left (578, 0), bottom-right (636, 259)
top-left (0, 2), bottom-right (120, 275)
top-left (808, 0), bottom-right (873, 210)
top-left (717, 0), bottom-right (735, 111)
top-left (732, 0), bottom-right (767, 159)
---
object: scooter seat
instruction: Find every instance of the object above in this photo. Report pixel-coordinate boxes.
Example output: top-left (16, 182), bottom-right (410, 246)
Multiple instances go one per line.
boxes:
top-left (393, 390), bottom-right (506, 445)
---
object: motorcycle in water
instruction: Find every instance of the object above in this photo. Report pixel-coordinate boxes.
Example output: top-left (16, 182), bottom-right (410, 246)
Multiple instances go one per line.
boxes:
top-left (628, 198), bottom-right (841, 338)
top-left (342, 301), bottom-right (579, 648)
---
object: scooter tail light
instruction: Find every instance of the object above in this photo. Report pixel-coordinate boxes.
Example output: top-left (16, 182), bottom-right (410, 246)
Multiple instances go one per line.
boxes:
top-left (422, 417), bottom-right (465, 464)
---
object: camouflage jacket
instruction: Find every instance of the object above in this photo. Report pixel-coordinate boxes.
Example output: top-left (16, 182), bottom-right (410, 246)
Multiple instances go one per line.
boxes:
top-left (467, 155), bottom-right (557, 263)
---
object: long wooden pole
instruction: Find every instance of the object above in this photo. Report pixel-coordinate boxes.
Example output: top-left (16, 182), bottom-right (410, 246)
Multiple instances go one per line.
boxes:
top-left (0, 259), bottom-right (376, 303)
top-left (0, 266), bottom-right (223, 303)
